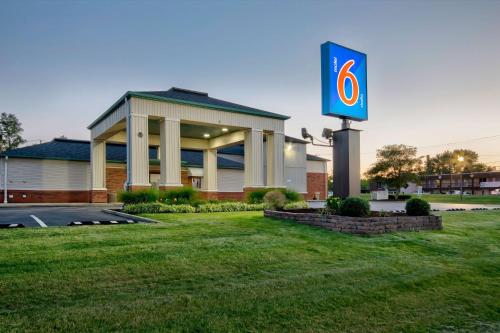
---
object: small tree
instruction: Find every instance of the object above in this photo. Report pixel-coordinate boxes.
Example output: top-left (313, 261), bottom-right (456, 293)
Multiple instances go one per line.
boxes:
top-left (428, 149), bottom-right (492, 174)
top-left (0, 113), bottom-right (26, 152)
top-left (366, 144), bottom-right (422, 198)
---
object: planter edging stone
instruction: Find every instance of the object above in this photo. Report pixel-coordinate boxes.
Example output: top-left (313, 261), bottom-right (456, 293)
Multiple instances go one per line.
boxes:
top-left (264, 210), bottom-right (442, 235)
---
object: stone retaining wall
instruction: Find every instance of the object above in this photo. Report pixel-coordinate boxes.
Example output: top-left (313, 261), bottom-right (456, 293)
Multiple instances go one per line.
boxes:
top-left (264, 210), bottom-right (442, 235)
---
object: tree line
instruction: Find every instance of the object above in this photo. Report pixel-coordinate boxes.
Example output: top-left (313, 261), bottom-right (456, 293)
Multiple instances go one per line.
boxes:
top-left (365, 144), bottom-right (493, 195)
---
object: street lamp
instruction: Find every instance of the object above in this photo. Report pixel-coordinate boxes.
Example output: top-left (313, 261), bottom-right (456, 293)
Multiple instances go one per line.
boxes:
top-left (458, 155), bottom-right (464, 200)
top-left (470, 173), bottom-right (475, 196)
top-left (438, 174), bottom-right (442, 194)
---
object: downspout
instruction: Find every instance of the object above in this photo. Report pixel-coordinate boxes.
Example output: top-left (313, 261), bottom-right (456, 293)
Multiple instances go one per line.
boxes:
top-left (124, 96), bottom-right (131, 191)
top-left (3, 156), bottom-right (7, 204)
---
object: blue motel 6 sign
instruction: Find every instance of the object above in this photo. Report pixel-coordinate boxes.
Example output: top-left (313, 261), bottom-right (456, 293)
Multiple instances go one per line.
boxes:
top-left (321, 42), bottom-right (367, 121)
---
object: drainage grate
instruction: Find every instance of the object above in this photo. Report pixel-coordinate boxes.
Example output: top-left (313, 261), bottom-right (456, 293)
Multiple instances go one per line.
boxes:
top-left (68, 220), bottom-right (136, 226)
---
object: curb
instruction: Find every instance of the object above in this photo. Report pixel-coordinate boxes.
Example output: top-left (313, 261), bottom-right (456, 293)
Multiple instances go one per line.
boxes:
top-left (68, 220), bottom-right (136, 226)
top-left (0, 223), bottom-right (25, 228)
top-left (102, 209), bottom-right (160, 223)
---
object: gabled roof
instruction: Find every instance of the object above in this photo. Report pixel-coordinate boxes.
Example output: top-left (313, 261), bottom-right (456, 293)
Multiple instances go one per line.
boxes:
top-left (306, 154), bottom-right (329, 162)
top-left (1, 138), bottom-right (243, 170)
top-left (88, 87), bottom-right (290, 129)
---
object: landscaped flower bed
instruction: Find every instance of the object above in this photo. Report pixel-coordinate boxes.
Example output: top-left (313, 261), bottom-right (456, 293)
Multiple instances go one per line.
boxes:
top-left (265, 197), bottom-right (442, 235)
top-left (264, 209), bottom-right (442, 235)
top-left (117, 187), bottom-right (308, 215)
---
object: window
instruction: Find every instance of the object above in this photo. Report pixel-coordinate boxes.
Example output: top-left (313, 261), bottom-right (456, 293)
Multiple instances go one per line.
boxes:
top-left (191, 177), bottom-right (202, 189)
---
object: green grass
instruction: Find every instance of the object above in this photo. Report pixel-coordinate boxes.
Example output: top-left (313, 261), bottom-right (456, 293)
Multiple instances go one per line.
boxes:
top-left (359, 193), bottom-right (500, 204)
top-left (0, 211), bottom-right (499, 332)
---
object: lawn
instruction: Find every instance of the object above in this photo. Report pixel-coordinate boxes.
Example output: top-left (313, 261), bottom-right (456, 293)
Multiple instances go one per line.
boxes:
top-left (0, 211), bottom-right (499, 332)
top-left (359, 193), bottom-right (500, 205)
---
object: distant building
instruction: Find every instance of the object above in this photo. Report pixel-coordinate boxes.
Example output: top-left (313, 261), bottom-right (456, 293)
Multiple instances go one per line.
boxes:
top-left (422, 171), bottom-right (500, 195)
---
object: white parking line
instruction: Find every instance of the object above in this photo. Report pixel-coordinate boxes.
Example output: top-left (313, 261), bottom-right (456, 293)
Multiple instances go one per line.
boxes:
top-left (30, 215), bottom-right (48, 228)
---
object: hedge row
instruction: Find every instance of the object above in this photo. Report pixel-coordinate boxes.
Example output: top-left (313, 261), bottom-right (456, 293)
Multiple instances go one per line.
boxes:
top-left (124, 202), bottom-right (264, 214)
top-left (123, 201), bottom-right (309, 215)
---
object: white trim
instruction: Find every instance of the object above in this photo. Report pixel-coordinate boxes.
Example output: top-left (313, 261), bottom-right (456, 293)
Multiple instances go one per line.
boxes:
top-left (161, 117), bottom-right (181, 122)
top-left (30, 215), bottom-right (47, 228)
top-left (159, 183), bottom-right (184, 187)
top-left (130, 113), bottom-right (149, 118)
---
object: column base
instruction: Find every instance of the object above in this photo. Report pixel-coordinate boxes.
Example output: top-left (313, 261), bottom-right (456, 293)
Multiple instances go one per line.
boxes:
top-left (90, 190), bottom-right (108, 203)
top-left (266, 186), bottom-right (287, 190)
top-left (199, 191), bottom-right (218, 200)
top-left (243, 186), bottom-right (267, 198)
top-left (159, 184), bottom-right (184, 191)
top-left (127, 185), bottom-right (152, 191)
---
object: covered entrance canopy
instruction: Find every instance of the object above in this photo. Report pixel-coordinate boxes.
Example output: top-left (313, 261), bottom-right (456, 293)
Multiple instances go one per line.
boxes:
top-left (87, 87), bottom-right (290, 202)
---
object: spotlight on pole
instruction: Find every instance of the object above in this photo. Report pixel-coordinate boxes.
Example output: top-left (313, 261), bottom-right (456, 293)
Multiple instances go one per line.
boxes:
top-left (322, 128), bottom-right (334, 139)
top-left (301, 128), bottom-right (313, 141)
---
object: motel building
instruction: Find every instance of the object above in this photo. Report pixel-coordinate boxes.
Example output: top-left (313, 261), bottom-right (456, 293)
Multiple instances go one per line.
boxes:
top-left (0, 88), bottom-right (328, 203)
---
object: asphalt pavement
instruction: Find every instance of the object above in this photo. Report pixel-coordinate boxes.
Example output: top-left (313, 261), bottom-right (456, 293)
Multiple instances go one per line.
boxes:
top-left (0, 206), bottom-right (135, 228)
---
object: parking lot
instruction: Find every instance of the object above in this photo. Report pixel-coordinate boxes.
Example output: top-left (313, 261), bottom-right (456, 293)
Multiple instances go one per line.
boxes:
top-left (0, 206), bottom-right (138, 228)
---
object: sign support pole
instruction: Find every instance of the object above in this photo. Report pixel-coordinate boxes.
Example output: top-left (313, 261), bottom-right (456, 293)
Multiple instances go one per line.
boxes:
top-left (332, 121), bottom-right (361, 198)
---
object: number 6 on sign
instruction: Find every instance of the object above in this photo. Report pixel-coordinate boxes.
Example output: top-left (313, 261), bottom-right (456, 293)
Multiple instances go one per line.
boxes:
top-left (337, 60), bottom-right (359, 106)
top-left (321, 41), bottom-right (367, 121)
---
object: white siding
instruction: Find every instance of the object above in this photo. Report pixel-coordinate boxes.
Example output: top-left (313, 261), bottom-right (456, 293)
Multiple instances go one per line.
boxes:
top-left (307, 160), bottom-right (327, 173)
top-left (0, 158), bottom-right (91, 190)
top-left (132, 97), bottom-right (285, 133)
top-left (217, 169), bottom-right (244, 192)
top-left (284, 142), bottom-right (307, 193)
top-left (91, 100), bottom-right (128, 140)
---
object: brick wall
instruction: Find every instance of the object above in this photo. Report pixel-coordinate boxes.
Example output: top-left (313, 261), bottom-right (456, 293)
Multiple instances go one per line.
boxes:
top-left (106, 167), bottom-right (127, 193)
top-left (217, 192), bottom-right (245, 201)
top-left (306, 172), bottom-right (327, 200)
top-left (0, 190), bottom-right (90, 203)
top-left (264, 210), bottom-right (442, 235)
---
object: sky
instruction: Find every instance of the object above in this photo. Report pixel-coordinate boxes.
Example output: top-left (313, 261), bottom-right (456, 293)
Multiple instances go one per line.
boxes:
top-left (1, 0), bottom-right (500, 173)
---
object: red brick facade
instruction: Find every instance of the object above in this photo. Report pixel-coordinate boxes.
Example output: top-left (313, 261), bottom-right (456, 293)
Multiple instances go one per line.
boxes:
top-left (106, 167), bottom-right (127, 194)
top-left (0, 167), bottom-right (327, 203)
top-left (216, 192), bottom-right (245, 201)
top-left (0, 190), bottom-right (90, 203)
top-left (90, 190), bottom-right (107, 203)
top-left (306, 172), bottom-right (328, 200)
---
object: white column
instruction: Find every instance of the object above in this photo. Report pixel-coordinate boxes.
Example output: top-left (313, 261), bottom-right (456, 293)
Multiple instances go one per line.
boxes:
top-left (91, 139), bottom-right (106, 190)
top-left (126, 113), bottom-right (150, 188)
top-left (202, 149), bottom-right (218, 191)
top-left (244, 128), bottom-right (264, 188)
top-left (266, 131), bottom-right (285, 188)
top-left (159, 117), bottom-right (182, 187)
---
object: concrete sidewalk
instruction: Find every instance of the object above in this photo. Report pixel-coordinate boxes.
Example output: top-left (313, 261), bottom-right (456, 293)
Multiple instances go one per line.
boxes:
top-left (308, 200), bottom-right (500, 211)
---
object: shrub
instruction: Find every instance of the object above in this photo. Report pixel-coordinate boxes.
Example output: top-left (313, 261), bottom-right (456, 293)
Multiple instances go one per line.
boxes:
top-left (118, 189), bottom-right (158, 204)
top-left (279, 188), bottom-right (301, 202)
top-left (405, 198), bottom-right (430, 216)
top-left (246, 189), bottom-right (270, 204)
top-left (263, 190), bottom-right (286, 210)
top-left (123, 202), bottom-right (163, 214)
top-left (197, 202), bottom-right (264, 213)
top-left (247, 188), bottom-right (301, 204)
top-left (389, 194), bottom-right (412, 201)
top-left (161, 187), bottom-right (198, 205)
top-left (325, 196), bottom-right (342, 213)
top-left (283, 201), bottom-right (308, 210)
top-left (160, 204), bottom-right (196, 213)
top-left (339, 197), bottom-right (370, 217)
